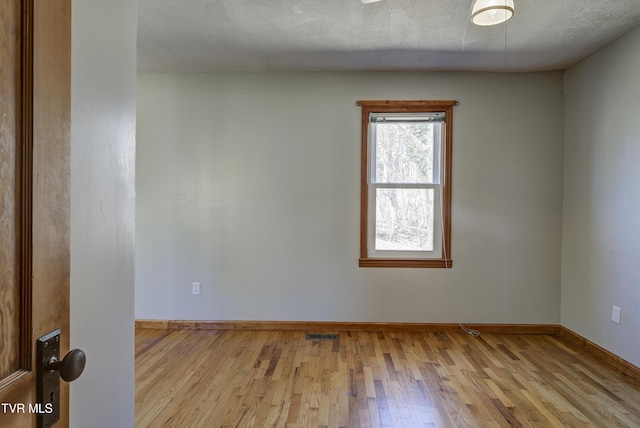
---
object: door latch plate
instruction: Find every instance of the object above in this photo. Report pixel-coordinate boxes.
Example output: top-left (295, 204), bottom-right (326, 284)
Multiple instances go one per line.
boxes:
top-left (37, 329), bottom-right (61, 428)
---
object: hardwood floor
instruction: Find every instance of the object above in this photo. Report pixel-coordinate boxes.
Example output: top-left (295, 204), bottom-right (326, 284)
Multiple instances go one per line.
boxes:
top-left (135, 328), bottom-right (640, 427)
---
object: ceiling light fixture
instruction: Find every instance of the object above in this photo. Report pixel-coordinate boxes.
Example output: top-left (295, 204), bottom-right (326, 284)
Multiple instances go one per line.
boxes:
top-left (471, 0), bottom-right (514, 26)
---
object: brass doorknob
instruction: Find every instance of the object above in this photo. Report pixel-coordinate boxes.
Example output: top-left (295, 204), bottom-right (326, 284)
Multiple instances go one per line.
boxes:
top-left (47, 349), bottom-right (86, 382)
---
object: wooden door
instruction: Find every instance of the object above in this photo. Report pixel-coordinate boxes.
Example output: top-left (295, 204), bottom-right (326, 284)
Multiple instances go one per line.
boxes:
top-left (1, 0), bottom-right (72, 426)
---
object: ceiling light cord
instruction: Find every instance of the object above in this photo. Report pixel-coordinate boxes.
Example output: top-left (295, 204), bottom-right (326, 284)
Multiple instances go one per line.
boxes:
top-left (504, 17), bottom-right (508, 72)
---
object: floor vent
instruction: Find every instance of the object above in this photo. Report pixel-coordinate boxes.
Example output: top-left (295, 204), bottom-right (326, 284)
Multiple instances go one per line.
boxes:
top-left (306, 333), bottom-right (339, 341)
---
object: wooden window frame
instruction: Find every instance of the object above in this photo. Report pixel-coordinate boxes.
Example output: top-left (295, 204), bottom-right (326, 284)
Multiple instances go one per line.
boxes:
top-left (358, 100), bottom-right (456, 268)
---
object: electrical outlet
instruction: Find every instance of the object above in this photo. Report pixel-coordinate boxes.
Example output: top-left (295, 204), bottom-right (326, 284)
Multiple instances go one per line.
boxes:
top-left (612, 306), bottom-right (621, 324)
top-left (192, 282), bottom-right (200, 295)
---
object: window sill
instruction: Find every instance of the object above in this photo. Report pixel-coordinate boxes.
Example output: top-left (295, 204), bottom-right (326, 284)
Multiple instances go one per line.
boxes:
top-left (359, 258), bottom-right (453, 268)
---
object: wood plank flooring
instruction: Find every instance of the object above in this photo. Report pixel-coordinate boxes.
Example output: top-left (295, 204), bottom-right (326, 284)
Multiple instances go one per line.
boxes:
top-left (135, 328), bottom-right (640, 427)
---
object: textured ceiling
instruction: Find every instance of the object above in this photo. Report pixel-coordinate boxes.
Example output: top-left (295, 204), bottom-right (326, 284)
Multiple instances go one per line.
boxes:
top-left (137, 0), bottom-right (640, 72)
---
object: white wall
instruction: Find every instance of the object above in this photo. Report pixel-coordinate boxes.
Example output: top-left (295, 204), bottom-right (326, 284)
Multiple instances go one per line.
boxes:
top-left (136, 71), bottom-right (564, 324)
top-left (71, 0), bottom-right (136, 427)
top-left (562, 27), bottom-right (640, 367)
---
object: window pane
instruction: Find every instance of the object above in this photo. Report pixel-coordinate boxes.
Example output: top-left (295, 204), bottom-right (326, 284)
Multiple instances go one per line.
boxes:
top-left (375, 188), bottom-right (434, 251)
top-left (374, 122), bottom-right (435, 184)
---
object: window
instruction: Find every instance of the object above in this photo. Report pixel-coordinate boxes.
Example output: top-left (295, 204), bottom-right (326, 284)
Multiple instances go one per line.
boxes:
top-left (358, 100), bottom-right (456, 268)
